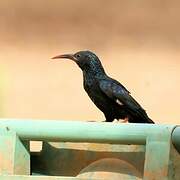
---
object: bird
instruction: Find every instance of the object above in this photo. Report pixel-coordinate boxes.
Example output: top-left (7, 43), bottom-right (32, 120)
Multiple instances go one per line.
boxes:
top-left (52, 50), bottom-right (154, 124)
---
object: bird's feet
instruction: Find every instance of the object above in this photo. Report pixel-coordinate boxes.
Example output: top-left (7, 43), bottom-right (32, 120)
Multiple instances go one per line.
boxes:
top-left (115, 118), bottom-right (128, 123)
top-left (121, 117), bottom-right (129, 123)
top-left (121, 120), bottom-right (128, 123)
top-left (102, 119), bottom-right (129, 123)
top-left (112, 119), bottom-right (119, 123)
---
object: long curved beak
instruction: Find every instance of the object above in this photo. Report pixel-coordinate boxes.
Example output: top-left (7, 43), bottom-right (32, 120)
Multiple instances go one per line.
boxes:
top-left (51, 54), bottom-right (77, 61)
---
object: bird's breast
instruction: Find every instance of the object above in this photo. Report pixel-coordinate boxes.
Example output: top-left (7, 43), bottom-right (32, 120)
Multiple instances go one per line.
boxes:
top-left (84, 81), bottom-right (111, 110)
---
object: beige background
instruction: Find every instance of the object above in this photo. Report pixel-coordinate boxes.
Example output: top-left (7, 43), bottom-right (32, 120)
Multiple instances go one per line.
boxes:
top-left (0, 0), bottom-right (180, 124)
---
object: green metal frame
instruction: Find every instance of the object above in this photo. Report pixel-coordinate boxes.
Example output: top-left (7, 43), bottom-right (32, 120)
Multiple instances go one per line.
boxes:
top-left (0, 119), bottom-right (179, 180)
top-left (1, 175), bottom-right (85, 180)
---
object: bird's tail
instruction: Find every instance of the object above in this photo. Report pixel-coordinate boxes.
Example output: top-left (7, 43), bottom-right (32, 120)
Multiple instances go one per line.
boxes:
top-left (147, 118), bottom-right (155, 124)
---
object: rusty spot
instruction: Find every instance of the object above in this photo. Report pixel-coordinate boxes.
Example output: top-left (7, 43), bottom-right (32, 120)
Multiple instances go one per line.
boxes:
top-left (6, 127), bottom-right (10, 131)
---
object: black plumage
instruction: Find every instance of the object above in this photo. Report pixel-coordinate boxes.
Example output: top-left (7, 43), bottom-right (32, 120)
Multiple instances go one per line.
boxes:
top-left (52, 50), bottom-right (154, 123)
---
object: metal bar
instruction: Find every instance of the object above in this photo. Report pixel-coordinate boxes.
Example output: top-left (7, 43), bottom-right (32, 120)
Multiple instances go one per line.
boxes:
top-left (144, 133), bottom-right (172, 179)
top-left (172, 126), bottom-right (180, 153)
top-left (0, 129), bottom-right (30, 175)
top-left (0, 175), bottom-right (85, 180)
top-left (0, 119), bottom-right (176, 145)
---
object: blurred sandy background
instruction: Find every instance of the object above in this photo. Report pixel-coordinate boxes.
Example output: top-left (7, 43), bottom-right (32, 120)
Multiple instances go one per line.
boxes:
top-left (0, 0), bottom-right (180, 124)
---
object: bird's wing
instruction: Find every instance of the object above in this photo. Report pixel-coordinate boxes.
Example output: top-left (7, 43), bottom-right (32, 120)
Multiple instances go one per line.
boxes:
top-left (99, 80), bottom-right (149, 120)
top-left (111, 78), bottom-right (130, 94)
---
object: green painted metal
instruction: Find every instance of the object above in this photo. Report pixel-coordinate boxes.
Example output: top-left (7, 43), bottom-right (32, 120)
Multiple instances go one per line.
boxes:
top-left (144, 128), bottom-right (172, 179)
top-left (0, 128), bottom-right (30, 175)
top-left (0, 119), bottom-right (179, 180)
top-left (169, 142), bottom-right (180, 179)
top-left (14, 137), bottom-right (30, 175)
top-left (0, 128), bottom-right (17, 175)
top-left (1, 175), bottom-right (85, 180)
top-left (34, 142), bottom-right (144, 177)
top-left (0, 119), bottom-right (176, 145)
top-left (172, 127), bottom-right (180, 153)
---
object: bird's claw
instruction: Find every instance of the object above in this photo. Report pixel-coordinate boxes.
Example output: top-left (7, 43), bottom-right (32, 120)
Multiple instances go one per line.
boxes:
top-left (121, 118), bottom-right (129, 123)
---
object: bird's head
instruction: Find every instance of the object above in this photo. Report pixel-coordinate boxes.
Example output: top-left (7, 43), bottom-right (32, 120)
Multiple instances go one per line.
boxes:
top-left (52, 50), bottom-right (104, 73)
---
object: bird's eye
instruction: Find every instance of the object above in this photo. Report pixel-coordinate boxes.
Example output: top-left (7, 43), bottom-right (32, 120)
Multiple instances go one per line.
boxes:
top-left (76, 54), bottom-right (81, 58)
